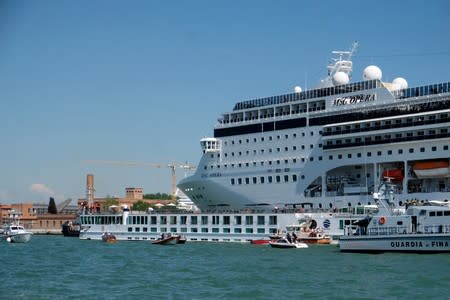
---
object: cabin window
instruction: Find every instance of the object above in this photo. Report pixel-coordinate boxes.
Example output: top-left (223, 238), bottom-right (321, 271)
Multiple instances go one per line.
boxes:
top-left (269, 216), bottom-right (277, 225)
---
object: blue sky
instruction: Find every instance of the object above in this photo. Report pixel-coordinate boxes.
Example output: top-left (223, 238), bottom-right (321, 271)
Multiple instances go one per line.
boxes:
top-left (1, 0), bottom-right (449, 204)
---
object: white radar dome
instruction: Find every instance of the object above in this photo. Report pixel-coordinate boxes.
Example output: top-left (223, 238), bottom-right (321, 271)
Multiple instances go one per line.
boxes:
top-left (392, 77), bottom-right (408, 89)
top-left (332, 72), bottom-right (350, 86)
top-left (294, 86), bottom-right (302, 93)
top-left (363, 65), bottom-right (382, 81)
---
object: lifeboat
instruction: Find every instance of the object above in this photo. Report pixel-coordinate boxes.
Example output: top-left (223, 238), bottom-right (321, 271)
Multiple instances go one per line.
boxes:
top-left (382, 169), bottom-right (404, 182)
top-left (413, 160), bottom-right (450, 178)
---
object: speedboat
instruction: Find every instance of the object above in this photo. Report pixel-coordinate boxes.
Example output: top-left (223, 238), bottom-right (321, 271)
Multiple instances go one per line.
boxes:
top-left (269, 237), bottom-right (308, 249)
top-left (2, 224), bottom-right (33, 243)
top-left (152, 233), bottom-right (180, 245)
top-left (102, 232), bottom-right (117, 243)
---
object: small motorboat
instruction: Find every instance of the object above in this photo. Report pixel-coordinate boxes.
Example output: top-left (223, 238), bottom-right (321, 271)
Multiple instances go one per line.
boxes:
top-left (61, 221), bottom-right (80, 237)
top-left (152, 233), bottom-right (180, 245)
top-left (297, 231), bottom-right (332, 244)
top-left (2, 224), bottom-right (33, 243)
top-left (102, 232), bottom-right (117, 243)
top-left (269, 237), bottom-right (308, 249)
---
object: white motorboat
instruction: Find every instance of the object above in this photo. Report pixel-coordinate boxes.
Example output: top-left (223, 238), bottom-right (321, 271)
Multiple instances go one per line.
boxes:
top-left (2, 224), bottom-right (33, 243)
top-left (269, 237), bottom-right (308, 249)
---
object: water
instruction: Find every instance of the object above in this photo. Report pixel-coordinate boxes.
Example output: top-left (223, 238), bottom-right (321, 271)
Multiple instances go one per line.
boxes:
top-left (1, 236), bottom-right (450, 300)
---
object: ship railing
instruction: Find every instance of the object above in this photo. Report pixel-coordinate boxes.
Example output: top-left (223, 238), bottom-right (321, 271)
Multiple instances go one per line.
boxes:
top-left (423, 224), bottom-right (450, 234)
top-left (367, 226), bottom-right (408, 236)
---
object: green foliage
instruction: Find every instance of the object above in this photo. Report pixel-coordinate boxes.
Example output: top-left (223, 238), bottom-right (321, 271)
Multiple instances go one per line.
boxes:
top-left (104, 196), bottom-right (119, 207)
top-left (48, 197), bottom-right (57, 214)
top-left (132, 200), bottom-right (151, 212)
top-left (143, 193), bottom-right (173, 200)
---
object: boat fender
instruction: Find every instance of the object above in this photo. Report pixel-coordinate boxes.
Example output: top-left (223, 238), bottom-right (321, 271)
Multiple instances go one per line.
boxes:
top-left (379, 217), bottom-right (386, 225)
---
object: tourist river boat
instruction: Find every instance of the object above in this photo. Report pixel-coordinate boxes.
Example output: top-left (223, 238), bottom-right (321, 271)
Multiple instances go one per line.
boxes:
top-left (79, 205), bottom-right (302, 243)
top-left (339, 181), bottom-right (450, 253)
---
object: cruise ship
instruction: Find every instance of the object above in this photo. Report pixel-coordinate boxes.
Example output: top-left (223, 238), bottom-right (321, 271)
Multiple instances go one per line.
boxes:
top-left (178, 42), bottom-right (450, 212)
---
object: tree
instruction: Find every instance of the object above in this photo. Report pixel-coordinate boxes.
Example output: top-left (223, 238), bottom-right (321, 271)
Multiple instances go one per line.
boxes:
top-left (132, 200), bottom-right (151, 212)
top-left (104, 196), bottom-right (119, 207)
top-left (48, 197), bottom-right (57, 214)
top-left (143, 193), bottom-right (173, 200)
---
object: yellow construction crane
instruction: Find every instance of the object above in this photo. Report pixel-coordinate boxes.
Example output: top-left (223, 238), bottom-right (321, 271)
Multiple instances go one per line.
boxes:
top-left (84, 160), bottom-right (196, 200)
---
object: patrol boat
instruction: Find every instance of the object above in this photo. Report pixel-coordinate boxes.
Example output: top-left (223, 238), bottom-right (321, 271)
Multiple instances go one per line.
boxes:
top-left (339, 181), bottom-right (450, 253)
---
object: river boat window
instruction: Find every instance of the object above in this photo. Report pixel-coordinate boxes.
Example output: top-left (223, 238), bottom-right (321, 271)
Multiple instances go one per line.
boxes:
top-left (269, 216), bottom-right (277, 225)
top-left (160, 216), bottom-right (167, 224)
top-left (235, 216), bottom-right (242, 225)
top-left (246, 228), bottom-right (253, 233)
top-left (234, 228), bottom-right (242, 233)
top-left (128, 227), bottom-right (132, 232)
top-left (191, 216), bottom-right (198, 225)
top-left (201, 228), bottom-right (208, 233)
top-left (223, 228), bottom-right (230, 233)
top-left (223, 216), bottom-right (230, 225)
top-left (257, 216), bottom-right (265, 225)
top-left (246, 216), bottom-right (253, 225)
top-left (201, 216), bottom-right (208, 225)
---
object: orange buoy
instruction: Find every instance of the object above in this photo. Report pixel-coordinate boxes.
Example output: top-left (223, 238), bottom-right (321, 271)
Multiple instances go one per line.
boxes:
top-left (379, 216), bottom-right (386, 225)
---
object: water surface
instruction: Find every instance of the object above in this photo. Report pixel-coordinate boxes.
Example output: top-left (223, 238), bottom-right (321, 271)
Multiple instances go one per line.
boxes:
top-left (1, 236), bottom-right (449, 299)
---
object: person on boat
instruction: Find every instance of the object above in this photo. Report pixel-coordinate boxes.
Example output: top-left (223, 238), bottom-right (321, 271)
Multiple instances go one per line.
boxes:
top-left (292, 231), bottom-right (298, 242)
top-left (286, 232), bottom-right (292, 243)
